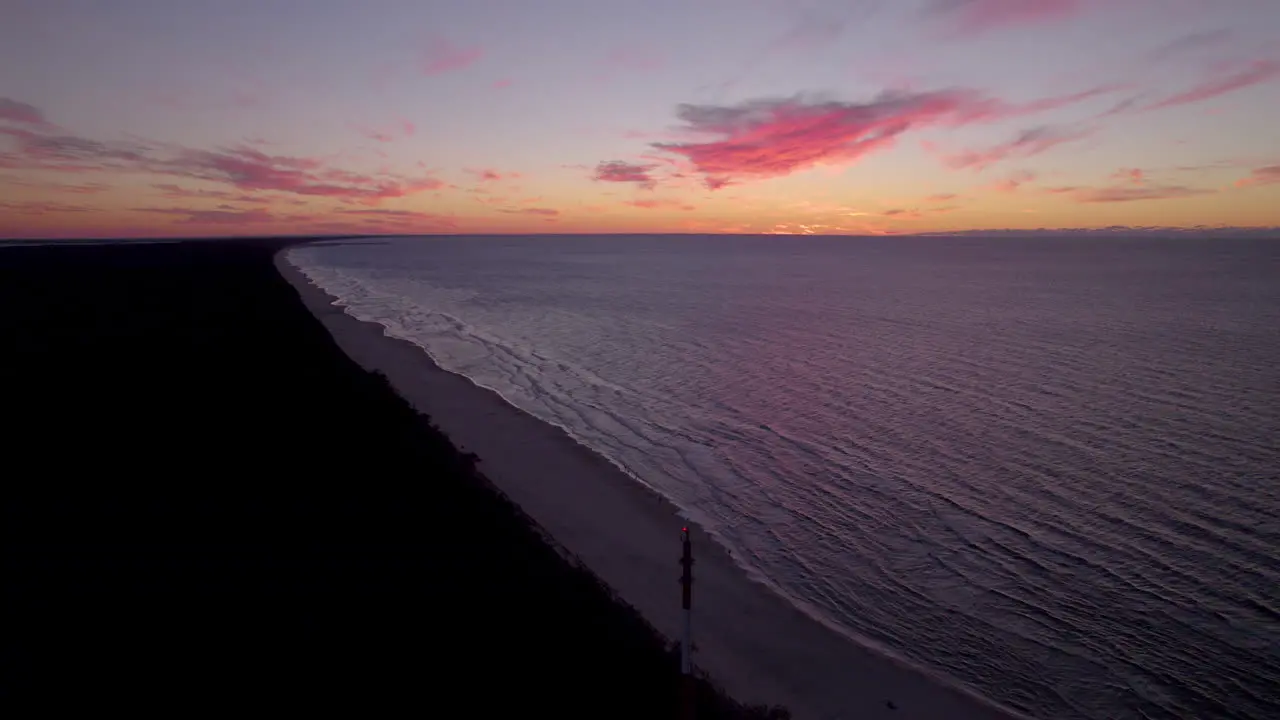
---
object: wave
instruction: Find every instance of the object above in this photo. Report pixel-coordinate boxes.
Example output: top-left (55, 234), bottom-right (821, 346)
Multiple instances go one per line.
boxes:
top-left (286, 237), bottom-right (1280, 720)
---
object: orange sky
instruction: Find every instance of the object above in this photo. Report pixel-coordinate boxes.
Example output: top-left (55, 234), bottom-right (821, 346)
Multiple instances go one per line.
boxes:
top-left (3, 0), bottom-right (1279, 239)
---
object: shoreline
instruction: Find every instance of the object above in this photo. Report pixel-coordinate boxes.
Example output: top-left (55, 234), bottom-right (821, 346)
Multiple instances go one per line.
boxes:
top-left (276, 247), bottom-right (1025, 720)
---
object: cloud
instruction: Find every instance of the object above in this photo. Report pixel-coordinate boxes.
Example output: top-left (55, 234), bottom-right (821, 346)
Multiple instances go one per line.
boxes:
top-left (0, 97), bottom-right (53, 128)
top-left (1146, 29), bottom-right (1234, 61)
top-left (624, 198), bottom-right (696, 211)
top-left (767, 2), bottom-right (881, 52)
top-left (352, 126), bottom-right (393, 143)
top-left (0, 103), bottom-right (444, 204)
top-left (133, 207), bottom-right (275, 224)
top-left (337, 208), bottom-right (437, 217)
top-left (500, 207), bottom-right (559, 217)
top-left (942, 125), bottom-right (1093, 171)
top-left (169, 146), bottom-right (444, 202)
top-left (334, 208), bottom-right (459, 228)
top-left (421, 38), bottom-right (482, 76)
top-left (1071, 185), bottom-right (1214, 202)
top-left (492, 78), bottom-right (513, 89)
top-left (0, 200), bottom-right (93, 214)
top-left (988, 169), bottom-right (1038, 192)
top-left (647, 86), bottom-right (1113, 189)
top-left (918, 226), bottom-right (1279, 239)
top-left (152, 183), bottom-right (264, 203)
top-left (1110, 168), bottom-right (1146, 185)
top-left (703, 1), bottom-right (885, 97)
top-left (128, 205), bottom-right (459, 232)
top-left (1144, 59), bottom-right (1280, 112)
top-left (1235, 165), bottom-right (1280, 187)
top-left (1020, 85), bottom-right (1124, 114)
top-left (348, 118), bottom-right (416, 143)
top-left (592, 160), bottom-right (658, 189)
top-left (468, 168), bottom-right (521, 182)
top-left (0, 175), bottom-right (108, 194)
top-left (925, 0), bottom-right (1087, 37)
top-left (926, 193), bottom-right (958, 202)
top-left (650, 90), bottom-right (997, 188)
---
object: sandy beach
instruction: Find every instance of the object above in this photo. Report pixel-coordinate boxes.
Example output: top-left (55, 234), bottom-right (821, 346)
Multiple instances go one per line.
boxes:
top-left (277, 247), bottom-right (1024, 720)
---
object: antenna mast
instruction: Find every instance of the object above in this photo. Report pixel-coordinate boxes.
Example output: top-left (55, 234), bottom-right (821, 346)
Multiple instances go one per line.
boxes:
top-left (680, 526), bottom-right (695, 719)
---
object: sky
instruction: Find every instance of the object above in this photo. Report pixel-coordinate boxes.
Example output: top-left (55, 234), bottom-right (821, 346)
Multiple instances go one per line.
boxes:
top-left (2, 0), bottom-right (1279, 238)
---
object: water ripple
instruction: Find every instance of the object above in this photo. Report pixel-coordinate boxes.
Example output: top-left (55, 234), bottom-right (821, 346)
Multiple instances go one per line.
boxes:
top-left (291, 236), bottom-right (1280, 720)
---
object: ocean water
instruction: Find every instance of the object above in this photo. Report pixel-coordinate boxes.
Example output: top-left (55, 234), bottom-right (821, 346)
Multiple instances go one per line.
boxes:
top-left (288, 235), bottom-right (1280, 720)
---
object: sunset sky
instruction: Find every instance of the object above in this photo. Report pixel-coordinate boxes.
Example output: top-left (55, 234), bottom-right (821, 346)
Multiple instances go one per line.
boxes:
top-left (2, 0), bottom-right (1279, 238)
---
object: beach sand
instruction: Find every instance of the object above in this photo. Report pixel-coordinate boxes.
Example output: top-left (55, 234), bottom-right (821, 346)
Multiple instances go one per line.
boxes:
top-left (278, 247), bottom-right (1024, 720)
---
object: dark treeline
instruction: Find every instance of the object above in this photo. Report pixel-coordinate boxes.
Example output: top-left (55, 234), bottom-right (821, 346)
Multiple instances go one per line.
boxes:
top-left (2, 239), bottom-right (786, 718)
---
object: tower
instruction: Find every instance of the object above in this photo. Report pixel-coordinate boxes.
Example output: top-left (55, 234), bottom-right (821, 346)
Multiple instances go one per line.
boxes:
top-left (680, 526), bottom-right (695, 720)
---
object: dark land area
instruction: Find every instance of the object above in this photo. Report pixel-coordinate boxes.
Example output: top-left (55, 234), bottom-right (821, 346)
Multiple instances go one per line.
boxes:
top-left (2, 239), bottom-right (783, 717)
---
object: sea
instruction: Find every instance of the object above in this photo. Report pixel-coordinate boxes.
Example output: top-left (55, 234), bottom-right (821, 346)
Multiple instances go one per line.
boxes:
top-left (288, 235), bottom-right (1279, 720)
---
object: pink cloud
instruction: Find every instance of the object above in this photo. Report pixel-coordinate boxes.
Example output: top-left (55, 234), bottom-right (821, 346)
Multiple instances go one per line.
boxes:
top-left (647, 87), bottom-right (1108, 188)
top-left (624, 198), bottom-right (696, 211)
top-left (927, 0), bottom-right (1088, 36)
top-left (0, 176), bottom-right (108, 194)
top-left (876, 204), bottom-right (962, 220)
top-left (152, 183), bottom-right (265, 203)
top-left (1110, 168), bottom-right (1146, 185)
top-left (421, 38), bottom-right (483, 76)
top-left (468, 168), bottom-right (521, 182)
top-left (988, 169), bottom-right (1038, 192)
top-left (335, 208), bottom-right (459, 228)
top-left (492, 78), bottom-right (513, 90)
top-left (926, 193), bottom-right (958, 202)
top-left (707, 2), bottom-right (882, 98)
top-left (0, 97), bottom-right (53, 127)
top-left (174, 147), bottom-right (445, 201)
top-left (592, 160), bottom-right (658, 189)
top-left (941, 125), bottom-right (1093, 171)
top-left (1144, 59), bottom-right (1280, 112)
top-left (1020, 85), bottom-right (1125, 114)
top-left (348, 119), bottom-right (416, 143)
top-left (651, 92), bottom-right (976, 188)
top-left (501, 207), bottom-right (559, 217)
top-left (0, 200), bottom-right (93, 214)
top-left (1068, 185), bottom-right (1214, 203)
top-left (1146, 29), bottom-right (1234, 62)
top-left (133, 207), bottom-right (275, 225)
top-left (1235, 165), bottom-right (1280, 187)
top-left (0, 104), bottom-right (445, 205)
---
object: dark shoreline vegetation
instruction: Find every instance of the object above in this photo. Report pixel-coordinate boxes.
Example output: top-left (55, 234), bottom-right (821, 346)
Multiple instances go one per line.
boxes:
top-left (3, 238), bottom-right (787, 718)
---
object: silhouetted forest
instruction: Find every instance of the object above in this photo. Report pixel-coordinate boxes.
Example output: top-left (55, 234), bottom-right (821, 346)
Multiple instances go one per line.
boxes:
top-left (2, 238), bottom-right (787, 718)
